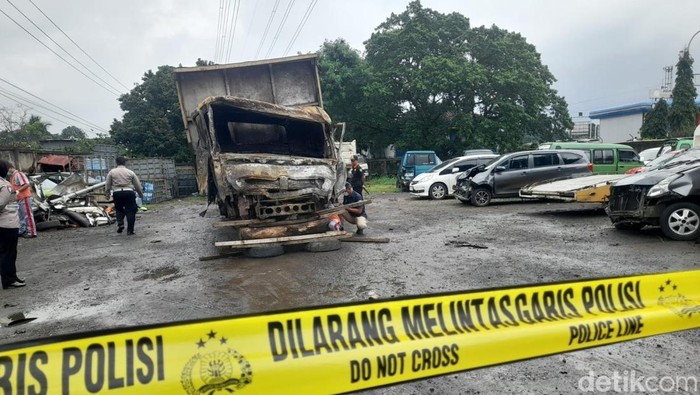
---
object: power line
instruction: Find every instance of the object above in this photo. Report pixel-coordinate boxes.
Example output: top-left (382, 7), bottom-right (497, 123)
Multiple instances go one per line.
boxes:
top-left (218, 0), bottom-right (233, 62)
top-left (265, 0), bottom-right (295, 58)
top-left (4, 0), bottom-right (124, 95)
top-left (0, 5), bottom-right (121, 96)
top-left (0, 87), bottom-right (103, 132)
top-left (283, 0), bottom-right (317, 56)
top-left (0, 88), bottom-right (101, 132)
top-left (26, 0), bottom-right (130, 91)
top-left (0, 76), bottom-right (107, 132)
top-left (214, 0), bottom-right (225, 61)
top-left (255, 0), bottom-right (281, 59)
top-left (224, 0), bottom-right (241, 63)
top-left (241, 1), bottom-right (260, 59)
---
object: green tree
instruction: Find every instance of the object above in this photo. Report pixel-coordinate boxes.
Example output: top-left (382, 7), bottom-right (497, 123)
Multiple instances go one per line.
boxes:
top-left (668, 50), bottom-right (698, 138)
top-left (110, 65), bottom-right (193, 163)
top-left (318, 39), bottom-right (374, 147)
top-left (362, 1), bottom-right (571, 157)
top-left (60, 126), bottom-right (87, 139)
top-left (0, 108), bottom-right (53, 148)
top-left (640, 99), bottom-right (670, 139)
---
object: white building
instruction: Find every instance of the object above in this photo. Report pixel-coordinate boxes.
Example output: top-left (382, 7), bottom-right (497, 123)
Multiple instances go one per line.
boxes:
top-left (589, 99), bottom-right (700, 142)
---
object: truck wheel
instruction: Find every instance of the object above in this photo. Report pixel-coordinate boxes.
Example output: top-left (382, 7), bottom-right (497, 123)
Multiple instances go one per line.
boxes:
top-left (470, 187), bottom-right (492, 207)
top-left (306, 240), bottom-right (342, 252)
top-left (660, 202), bottom-right (700, 241)
top-left (245, 246), bottom-right (284, 258)
top-left (429, 183), bottom-right (448, 200)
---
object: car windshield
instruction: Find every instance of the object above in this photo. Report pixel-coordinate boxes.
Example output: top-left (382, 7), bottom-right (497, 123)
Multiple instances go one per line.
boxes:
top-left (425, 157), bottom-right (460, 173)
top-left (482, 155), bottom-right (506, 170)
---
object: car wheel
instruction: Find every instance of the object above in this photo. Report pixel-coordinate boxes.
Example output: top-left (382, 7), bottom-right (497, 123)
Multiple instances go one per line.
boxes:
top-left (470, 187), bottom-right (492, 207)
top-left (660, 202), bottom-right (700, 241)
top-left (429, 183), bottom-right (448, 200)
top-left (614, 222), bottom-right (645, 231)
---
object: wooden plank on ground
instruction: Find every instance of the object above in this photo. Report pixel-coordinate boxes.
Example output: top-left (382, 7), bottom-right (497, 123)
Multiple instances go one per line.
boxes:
top-left (214, 231), bottom-right (351, 248)
top-left (341, 237), bottom-right (390, 243)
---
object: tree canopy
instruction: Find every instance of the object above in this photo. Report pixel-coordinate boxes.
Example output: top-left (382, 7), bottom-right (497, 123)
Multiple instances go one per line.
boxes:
top-left (109, 65), bottom-right (192, 163)
top-left (60, 126), bottom-right (87, 140)
top-left (317, 1), bottom-right (572, 157)
top-left (668, 50), bottom-right (698, 138)
top-left (640, 99), bottom-right (669, 139)
top-left (0, 107), bottom-right (52, 149)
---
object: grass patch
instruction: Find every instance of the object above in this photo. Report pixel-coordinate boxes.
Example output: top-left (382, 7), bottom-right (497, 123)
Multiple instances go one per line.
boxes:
top-left (365, 176), bottom-right (399, 193)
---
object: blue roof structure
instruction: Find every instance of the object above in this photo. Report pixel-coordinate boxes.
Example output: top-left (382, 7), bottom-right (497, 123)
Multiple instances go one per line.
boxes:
top-left (590, 99), bottom-right (700, 119)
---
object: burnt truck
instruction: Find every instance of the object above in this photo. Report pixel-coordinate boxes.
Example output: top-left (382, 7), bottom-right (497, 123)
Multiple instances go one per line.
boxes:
top-left (174, 55), bottom-right (347, 231)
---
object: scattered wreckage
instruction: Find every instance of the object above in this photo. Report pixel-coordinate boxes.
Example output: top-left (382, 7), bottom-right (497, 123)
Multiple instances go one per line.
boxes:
top-left (31, 173), bottom-right (112, 231)
top-left (175, 55), bottom-right (361, 251)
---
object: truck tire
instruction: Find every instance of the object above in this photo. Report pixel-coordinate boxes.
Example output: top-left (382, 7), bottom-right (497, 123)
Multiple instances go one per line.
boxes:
top-left (660, 202), bottom-right (700, 241)
top-left (305, 240), bottom-right (342, 252)
top-left (245, 246), bottom-right (285, 258)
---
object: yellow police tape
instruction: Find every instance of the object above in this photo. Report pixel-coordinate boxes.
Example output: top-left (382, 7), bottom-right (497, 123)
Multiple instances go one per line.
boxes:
top-left (0, 270), bottom-right (698, 394)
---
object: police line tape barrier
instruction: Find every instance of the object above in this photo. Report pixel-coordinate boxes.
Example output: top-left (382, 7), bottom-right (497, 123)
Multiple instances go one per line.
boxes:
top-left (0, 270), bottom-right (698, 394)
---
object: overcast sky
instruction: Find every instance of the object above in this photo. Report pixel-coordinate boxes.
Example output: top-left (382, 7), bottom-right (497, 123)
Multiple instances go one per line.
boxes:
top-left (1, 0), bottom-right (700, 137)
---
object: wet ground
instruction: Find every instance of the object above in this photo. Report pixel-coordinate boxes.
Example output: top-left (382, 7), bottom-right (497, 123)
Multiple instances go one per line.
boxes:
top-left (2, 193), bottom-right (699, 393)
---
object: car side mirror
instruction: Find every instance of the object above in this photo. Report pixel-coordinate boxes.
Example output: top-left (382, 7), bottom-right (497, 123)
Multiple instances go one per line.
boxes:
top-left (494, 166), bottom-right (506, 173)
top-left (452, 167), bottom-right (460, 173)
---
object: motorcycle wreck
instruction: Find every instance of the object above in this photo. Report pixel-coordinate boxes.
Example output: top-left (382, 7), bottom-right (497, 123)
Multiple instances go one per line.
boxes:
top-left (30, 173), bottom-right (112, 231)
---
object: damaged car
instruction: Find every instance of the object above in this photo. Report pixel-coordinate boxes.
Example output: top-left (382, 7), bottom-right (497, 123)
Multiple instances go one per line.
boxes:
top-left (606, 148), bottom-right (700, 240)
top-left (454, 150), bottom-right (592, 206)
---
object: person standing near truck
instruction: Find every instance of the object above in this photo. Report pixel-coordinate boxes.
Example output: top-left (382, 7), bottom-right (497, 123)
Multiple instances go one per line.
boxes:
top-left (0, 160), bottom-right (26, 289)
top-left (8, 164), bottom-right (36, 238)
top-left (105, 157), bottom-right (144, 236)
top-left (349, 155), bottom-right (366, 197)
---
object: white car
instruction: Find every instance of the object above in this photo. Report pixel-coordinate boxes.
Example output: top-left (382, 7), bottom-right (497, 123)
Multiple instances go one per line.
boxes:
top-left (409, 154), bottom-right (498, 199)
top-left (638, 147), bottom-right (661, 165)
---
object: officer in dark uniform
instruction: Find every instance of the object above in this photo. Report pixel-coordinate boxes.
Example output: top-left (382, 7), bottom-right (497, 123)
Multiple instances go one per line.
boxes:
top-left (349, 155), bottom-right (366, 197)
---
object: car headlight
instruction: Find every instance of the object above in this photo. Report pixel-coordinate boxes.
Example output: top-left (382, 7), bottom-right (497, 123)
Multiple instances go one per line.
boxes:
top-left (647, 175), bottom-right (681, 198)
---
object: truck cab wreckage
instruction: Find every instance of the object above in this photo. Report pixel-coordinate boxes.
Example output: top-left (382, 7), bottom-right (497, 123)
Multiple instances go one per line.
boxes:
top-left (175, 55), bottom-right (357, 248)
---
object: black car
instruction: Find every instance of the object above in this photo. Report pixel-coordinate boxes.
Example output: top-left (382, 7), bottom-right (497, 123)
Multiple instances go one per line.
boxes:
top-left (606, 149), bottom-right (700, 240)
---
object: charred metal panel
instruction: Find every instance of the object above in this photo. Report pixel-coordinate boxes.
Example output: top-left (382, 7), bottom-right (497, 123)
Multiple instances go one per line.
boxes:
top-left (174, 55), bottom-right (324, 195)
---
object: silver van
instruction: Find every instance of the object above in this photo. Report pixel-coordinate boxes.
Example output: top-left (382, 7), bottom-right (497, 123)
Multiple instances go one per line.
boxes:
top-left (454, 150), bottom-right (592, 206)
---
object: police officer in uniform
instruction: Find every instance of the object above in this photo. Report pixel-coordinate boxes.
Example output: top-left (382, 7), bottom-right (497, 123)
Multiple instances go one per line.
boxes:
top-left (105, 157), bottom-right (144, 236)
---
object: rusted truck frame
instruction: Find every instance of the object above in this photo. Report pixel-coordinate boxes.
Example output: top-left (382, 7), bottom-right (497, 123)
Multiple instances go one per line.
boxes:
top-left (174, 55), bottom-right (347, 232)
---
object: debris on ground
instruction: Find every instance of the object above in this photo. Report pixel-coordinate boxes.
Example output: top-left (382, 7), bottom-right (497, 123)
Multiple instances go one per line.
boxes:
top-left (445, 240), bottom-right (488, 249)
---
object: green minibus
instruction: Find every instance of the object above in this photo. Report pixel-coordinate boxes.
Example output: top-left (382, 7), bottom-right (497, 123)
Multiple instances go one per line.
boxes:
top-left (538, 142), bottom-right (643, 173)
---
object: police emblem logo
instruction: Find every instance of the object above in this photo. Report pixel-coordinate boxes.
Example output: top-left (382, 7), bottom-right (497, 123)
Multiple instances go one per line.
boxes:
top-left (181, 330), bottom-right (253, 394)
top-left (656, 279), bottom-right (698, 318)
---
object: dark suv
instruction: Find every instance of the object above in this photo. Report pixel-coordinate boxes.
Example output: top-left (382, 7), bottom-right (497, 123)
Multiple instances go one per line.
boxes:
top-left (454, 149), bottom-right (592, 206)
top-left (606, 148), bottom-right (700, 240)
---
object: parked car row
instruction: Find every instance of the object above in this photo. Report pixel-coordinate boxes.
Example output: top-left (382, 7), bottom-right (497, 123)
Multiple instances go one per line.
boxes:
top-left (399, 142), bottom-right (700, 241)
